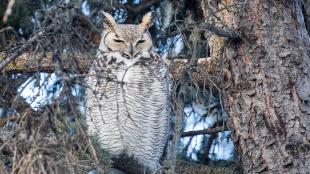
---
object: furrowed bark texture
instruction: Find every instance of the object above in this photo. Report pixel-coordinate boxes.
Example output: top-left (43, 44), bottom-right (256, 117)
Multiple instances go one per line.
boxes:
top-left (214, 0), bottom-right (310, 173)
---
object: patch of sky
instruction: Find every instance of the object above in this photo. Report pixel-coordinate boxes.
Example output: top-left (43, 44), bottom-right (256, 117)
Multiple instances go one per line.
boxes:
top-left (18, 28), bottom-right (24, 35)
top-left (71, 83), bottom-right (86, 116)
top-left (18, 73), bottom-right (86, 117)
top-left (209, 131), bottom-right (235, 160)
top-left (18, 73), bottom-right (62, 110)
top-left (82, 1), bottom-right (90, 16)
top-left (181, 104), bottom-right (235, 162)
top-left (31, 17), bottom-right (36, 25)
top-left (156, 34), bottom-right (184, 58)
top-left (133, 0), bottom-right (141, 4)
top-left (114, 8), bottom-right (127, 23)
top-left (120, 0), bottom-right (128, 4)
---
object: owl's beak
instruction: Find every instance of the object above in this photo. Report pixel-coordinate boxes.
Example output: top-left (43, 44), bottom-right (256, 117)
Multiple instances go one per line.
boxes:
top-left (129, 43), bottom-right (134, 56)
top-left (124, 43), bottom-right (138, 58)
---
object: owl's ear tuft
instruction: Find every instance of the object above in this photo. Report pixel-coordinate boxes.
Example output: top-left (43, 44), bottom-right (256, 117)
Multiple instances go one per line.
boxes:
top-left (140, 12), bottom-right (154, 31)
top-left (99, 11), bottom-right (117, 31)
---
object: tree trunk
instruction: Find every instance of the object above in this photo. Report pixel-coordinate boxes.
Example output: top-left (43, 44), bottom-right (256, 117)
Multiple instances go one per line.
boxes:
top-left (213, 0), bottom-right (310, 173)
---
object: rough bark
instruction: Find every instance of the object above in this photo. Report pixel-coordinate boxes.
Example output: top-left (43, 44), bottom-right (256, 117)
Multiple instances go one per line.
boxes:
top-left (212, 0), bottom-right (310, 173)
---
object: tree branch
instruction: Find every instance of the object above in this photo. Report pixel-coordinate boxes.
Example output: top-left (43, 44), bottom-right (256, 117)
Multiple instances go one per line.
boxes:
top-left (0, 46), bottom-right (28, 71)
top-left (0, 52), bottom-right (215, 85)
top-left (181, 126), bottom-right (228, 137)
top-left (199, 22), bottom-right (242, 39)
top-left (2, 0), bottom-right (15, 23)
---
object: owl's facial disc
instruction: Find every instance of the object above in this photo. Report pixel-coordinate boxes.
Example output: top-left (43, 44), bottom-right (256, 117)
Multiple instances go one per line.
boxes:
top-left (100, 11), bottom-right (154, 59)
top-left (103, 25), bottom-right (152, 59)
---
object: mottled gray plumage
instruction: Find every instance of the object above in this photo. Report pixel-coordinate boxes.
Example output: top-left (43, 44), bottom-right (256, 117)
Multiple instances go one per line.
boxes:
top-left (85, 11), bottom-right (172, 173)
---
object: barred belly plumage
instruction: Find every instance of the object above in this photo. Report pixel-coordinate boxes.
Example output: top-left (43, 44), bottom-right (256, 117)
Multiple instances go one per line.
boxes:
top-left (85, 55), bottom-right (170, 172)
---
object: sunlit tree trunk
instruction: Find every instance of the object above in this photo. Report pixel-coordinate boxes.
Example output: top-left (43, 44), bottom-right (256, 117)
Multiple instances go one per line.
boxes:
top-left (211, 0), bottom-right (310, 173)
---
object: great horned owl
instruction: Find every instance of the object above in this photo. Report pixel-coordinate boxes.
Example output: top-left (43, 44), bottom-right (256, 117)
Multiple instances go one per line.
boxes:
top-left (85, 11), bottom-right (172, 174)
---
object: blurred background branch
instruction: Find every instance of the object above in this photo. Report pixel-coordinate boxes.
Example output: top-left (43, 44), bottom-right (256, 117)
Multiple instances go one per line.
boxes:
top-left (2, 0), bottom-right (15, 23)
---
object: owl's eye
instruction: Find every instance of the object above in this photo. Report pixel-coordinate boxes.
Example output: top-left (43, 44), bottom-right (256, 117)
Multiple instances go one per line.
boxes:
top-left (137, 40), bottom-right (145, 44)
top-left (113, 39), bottom-right (125, 43)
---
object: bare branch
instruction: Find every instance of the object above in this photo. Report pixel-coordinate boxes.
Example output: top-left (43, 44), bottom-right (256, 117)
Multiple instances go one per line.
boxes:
top-left (2, 0), bottom-right (15, 23)
top-left (199, 22), bottom-right (242, 39)
top-left (181, 126), bottom-right (228, 137)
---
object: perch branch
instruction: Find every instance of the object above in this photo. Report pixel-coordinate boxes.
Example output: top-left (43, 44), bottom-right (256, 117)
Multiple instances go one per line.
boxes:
top-left (0, 52), bottom-right (215, 86)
